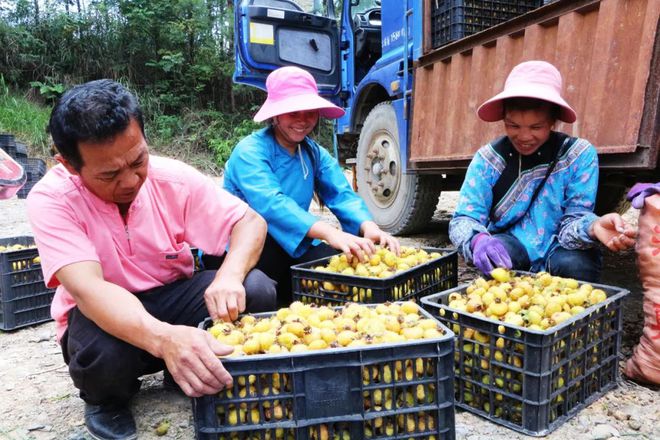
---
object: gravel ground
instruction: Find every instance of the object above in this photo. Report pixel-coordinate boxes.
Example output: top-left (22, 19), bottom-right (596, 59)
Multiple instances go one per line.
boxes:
top-left (0, 190), bottom-right (658, 440)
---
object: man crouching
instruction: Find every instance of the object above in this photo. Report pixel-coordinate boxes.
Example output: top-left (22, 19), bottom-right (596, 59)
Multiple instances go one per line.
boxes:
top-left (26, 79), bottom-right (276, 440)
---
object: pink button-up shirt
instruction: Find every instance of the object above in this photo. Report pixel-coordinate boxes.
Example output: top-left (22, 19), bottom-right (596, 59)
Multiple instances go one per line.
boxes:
top-left (26, 156), bottom-right (247, 341)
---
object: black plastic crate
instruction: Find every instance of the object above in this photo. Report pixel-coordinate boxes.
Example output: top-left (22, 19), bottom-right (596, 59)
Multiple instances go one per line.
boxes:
top-left (0, 133), bottom-right (28, 160)
top-left (431, 0), bottom-right (543, 48)
top-left (17, 158), bottom-right (47, 199)
top-left (0, 236), bottom-right (54, 330)
top-left (292, 248), bottom-right (458, 306)
top-left (421, 279), bottom-right (628, 436)
top-left (193, 306), bottom-right (456, 440)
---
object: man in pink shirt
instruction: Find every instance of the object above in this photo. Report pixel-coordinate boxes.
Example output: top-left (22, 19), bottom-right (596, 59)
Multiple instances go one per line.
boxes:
top-left (26, 79), bottom-right (276, 440)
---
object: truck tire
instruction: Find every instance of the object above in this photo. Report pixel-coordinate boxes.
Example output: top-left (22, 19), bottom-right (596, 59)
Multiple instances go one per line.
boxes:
top-left (356, 102), bottom-right (441, 235)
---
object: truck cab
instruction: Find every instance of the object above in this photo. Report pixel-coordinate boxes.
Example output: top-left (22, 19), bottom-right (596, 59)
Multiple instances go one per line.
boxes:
top-left (233, 0), bottom-right (660, 234)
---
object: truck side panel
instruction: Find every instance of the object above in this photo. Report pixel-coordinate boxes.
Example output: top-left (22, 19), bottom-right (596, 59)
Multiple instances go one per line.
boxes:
top-left (409, 0), bottom-right (659, 171)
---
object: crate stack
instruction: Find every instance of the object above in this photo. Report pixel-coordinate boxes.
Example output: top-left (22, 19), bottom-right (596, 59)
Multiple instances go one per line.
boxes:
top-left (430, 0), bottom-right (544, 48)
top-left (0, 236), bottom-right (54, 330)
top-left (0, 133), bottom-right (47, 199)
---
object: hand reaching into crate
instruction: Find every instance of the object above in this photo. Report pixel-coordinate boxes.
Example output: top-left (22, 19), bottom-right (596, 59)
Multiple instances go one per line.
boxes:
top-left (470, 232), bottom-right (512, 275)
top-left (204, 274), bottom-right (247, 322)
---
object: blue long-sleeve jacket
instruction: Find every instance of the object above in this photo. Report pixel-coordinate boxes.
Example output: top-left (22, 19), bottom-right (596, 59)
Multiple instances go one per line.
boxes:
top-left (224, 127), bottom-right (372, 258)
top-left (449, 133), bottom-right (599, 270)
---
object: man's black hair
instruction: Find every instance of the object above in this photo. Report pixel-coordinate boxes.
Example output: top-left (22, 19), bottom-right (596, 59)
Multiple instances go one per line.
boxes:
top-left (48, 79), bottom-right (145, 171)
top-left (503, 97), bottom-right (561, 121)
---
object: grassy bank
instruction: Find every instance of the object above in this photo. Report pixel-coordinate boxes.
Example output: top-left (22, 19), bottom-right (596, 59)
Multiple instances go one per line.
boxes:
top-left (0, 78), bottom-right (52, 158)
top-left (0, 83), bottom-right (337, 176)
top-left (0, 82), bottom-right (257, 174)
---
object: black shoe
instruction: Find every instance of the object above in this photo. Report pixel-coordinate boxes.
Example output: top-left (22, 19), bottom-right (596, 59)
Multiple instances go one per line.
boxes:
top-left (162, 369), bottom-right (184, 394)
top-left (84, 403), bottom-right (137, 440)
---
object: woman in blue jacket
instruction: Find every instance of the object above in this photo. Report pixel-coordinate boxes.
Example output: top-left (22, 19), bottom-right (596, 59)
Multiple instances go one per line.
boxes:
top-left (224, 66), bottom-right (399, 304)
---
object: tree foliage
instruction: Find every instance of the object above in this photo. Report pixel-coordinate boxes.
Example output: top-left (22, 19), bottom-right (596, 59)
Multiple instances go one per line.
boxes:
top-left (0, 0), bottom-right (262, 112)
top-left (0, 0), bottom-right (267, 170)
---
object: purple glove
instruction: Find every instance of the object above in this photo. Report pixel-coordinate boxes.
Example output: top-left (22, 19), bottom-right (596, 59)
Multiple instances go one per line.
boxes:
top-left (627, 183), bottom-right (660, 209)
top-left (471, 233), bottom-right (512, 275)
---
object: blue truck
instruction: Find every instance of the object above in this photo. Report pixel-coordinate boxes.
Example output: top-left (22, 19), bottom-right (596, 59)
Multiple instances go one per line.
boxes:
top-left (233, 0), bottom-right (660, 234)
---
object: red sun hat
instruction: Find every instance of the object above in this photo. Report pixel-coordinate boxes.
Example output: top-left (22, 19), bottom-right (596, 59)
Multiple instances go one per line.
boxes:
top-left (477, 60), bottom-right (577, 123)
top-left (253, 66), bottom-right (345, 122)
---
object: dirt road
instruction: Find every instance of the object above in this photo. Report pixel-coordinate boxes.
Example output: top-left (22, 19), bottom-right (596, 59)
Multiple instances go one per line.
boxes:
top-left (0, 193), bottom-right (657, 440)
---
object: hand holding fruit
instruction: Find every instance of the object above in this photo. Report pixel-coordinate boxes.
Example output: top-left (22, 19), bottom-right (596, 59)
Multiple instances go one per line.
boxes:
top-left (323, 227), bottom-right (377, 261)
top-left (361, 220), bottom-right (401, 256)
top-left (590, 213), bottom-right (636, 252)
top-left (204, 276), bottom-right (247, 322)
top-left (471, 233), bottom-right (512, 275)
top-left (159, 325), bottom-right (233, 397)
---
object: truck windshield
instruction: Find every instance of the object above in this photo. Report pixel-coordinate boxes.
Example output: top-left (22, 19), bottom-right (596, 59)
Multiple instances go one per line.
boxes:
top-left (279, 0), bottom-right (330, 15)
top-left (351, 0), bottom-right (380, 14)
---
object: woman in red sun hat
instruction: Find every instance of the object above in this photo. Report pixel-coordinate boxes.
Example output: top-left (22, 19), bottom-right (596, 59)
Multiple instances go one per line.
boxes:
top-left (449, 60), bottom-right (635, 281)
top-left (224, 66), bottom-right (399, 305)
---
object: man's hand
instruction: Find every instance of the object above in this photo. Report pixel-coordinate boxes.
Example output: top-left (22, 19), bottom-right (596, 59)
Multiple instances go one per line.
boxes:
top-left (204, 277), bottom-right (246, 322)
top-left (159, 325), bottom-right (234, 398)
top-left (206, 207), bottom-right (264, 322)
top-left (590, 213), bottom-right (637, 252)
top-left (361, 221), bottom-right (401, 255)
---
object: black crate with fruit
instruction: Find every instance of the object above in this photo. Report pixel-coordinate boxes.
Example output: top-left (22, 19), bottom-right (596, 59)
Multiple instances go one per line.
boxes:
top-left (292, 247), bottom-right (458, 306)
top-left (421, 270), bottom-right (628, 436)
top-left (193, 301), bottom-right (456, 440)
top-left (0, 236), bottom-right (54, 330)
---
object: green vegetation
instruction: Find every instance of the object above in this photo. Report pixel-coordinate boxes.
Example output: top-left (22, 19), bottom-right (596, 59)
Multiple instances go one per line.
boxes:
top-left (0, 82), bottom-right (265, 173)
top-left (0, 1), bottom-right (340, 174)
top-left (0, 0), bottom-right (266, 173)
top-left (0, 76), bottom-right (51, 157)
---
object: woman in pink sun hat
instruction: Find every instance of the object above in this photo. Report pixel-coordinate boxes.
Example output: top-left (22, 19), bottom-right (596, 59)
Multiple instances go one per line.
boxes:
top-left (224, 66), bottom-right (399, 305)
top-left (449, 60), bottom-right (635, 281)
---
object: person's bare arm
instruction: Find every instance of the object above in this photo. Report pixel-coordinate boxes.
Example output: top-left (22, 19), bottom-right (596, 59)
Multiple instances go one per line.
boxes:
top-left (204, 207), bottom-right (267, 322)
top-left (56, 261), bottom-right (233, 397)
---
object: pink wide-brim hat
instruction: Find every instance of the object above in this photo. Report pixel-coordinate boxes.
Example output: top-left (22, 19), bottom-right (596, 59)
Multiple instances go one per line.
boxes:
top-left (477, 60), bottom-right (577, 123)
top-left (253, 66), bottom-right (345, 122)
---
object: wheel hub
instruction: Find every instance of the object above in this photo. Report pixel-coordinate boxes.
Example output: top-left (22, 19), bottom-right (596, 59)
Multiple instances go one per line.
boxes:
top-left (363, 131), bottom-right (400, 208)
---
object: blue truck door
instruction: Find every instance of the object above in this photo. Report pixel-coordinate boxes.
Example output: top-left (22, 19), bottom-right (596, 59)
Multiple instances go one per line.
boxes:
top-left (233, 0), bottom-right (341, 96)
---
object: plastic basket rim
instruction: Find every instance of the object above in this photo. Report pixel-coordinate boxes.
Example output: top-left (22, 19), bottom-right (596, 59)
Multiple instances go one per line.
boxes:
top-left (199, 303), bottom-right (455, 363)
top-left (291, 247), bottom-right (457, 282)
top-left (420, 274), bottom-right (629, 335)
top-left (0, 236), bottom-right (35, 248)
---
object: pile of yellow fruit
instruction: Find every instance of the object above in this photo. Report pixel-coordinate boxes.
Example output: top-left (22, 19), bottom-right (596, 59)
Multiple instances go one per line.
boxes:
top-left (0, 243), bottom-right (34, 252)
top-left (442, 268), bottom-right (608, 330)
top-left (208, 300), bottom-right (444, 356)
top-left (315, 246), bottom-right (443, 279)
top-left (211, 301), bottom-right (447, 439)
top-left (431, 269), bottom-right (616, 426)
top-left (297, 246), bottom-right (446, 304)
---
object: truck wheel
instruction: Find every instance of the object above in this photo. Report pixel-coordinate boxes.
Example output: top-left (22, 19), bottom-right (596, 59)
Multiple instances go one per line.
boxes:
top-left (356, 102), bottom-right (441, 235)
